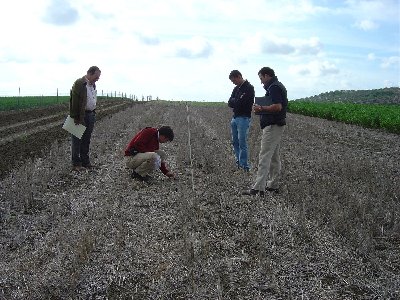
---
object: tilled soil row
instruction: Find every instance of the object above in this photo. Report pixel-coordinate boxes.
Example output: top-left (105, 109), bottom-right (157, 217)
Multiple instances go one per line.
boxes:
top-left (0, 114), bottom-right (63, 136)
top-left (0, 102), bottom-right (132, 145)
top-left (0, 103), bottom-right (69, 127)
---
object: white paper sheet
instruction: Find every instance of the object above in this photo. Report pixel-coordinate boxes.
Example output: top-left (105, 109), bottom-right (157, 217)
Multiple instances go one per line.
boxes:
top-left (62, 115), bottom-right (86, 139)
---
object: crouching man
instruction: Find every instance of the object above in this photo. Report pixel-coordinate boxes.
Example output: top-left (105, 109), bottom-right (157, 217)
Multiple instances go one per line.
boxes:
top-left (124, 126), bottom-right (175, 182)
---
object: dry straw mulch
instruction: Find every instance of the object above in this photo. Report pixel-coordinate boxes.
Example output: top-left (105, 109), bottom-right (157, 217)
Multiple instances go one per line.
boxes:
top-left (0, 102), bottom-right (399, 299)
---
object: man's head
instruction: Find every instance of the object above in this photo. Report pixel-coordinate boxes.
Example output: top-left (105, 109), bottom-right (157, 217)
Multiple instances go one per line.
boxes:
top-left (258, 67), bottom-right (275, 84)
top-left (86, 66), bottom-right (101, 84)
top-left (158, 126), bottom-right (174, 143)
top-left (229, 70), bottom-right (244, 86)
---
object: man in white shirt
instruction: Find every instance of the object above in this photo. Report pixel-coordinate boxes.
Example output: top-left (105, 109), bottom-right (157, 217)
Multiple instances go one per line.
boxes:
top-left (69, 66), bottom-right (101, 171)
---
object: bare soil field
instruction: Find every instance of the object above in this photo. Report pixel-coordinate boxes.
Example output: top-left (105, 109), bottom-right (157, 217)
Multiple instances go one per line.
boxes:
top-left (0, 102), bottom-right (399, 299)
top-left (0, 99), bottom-right (135, 179)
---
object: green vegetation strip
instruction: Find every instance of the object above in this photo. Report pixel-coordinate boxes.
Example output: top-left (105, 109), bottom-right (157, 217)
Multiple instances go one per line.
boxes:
top-left (0, 96), bottom-right (128, 111)
top-left (0, 96), bottom-right (70, 110)
top-left (288, 101), bottom-right (400, 134)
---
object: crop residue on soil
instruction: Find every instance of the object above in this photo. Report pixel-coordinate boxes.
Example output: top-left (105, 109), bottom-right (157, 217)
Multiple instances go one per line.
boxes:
top-left (0, 102), bottom-right (399, 299)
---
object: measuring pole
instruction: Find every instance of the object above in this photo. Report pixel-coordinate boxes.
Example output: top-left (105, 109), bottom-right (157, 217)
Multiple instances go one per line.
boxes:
top-left (186, 104), bottom-right (195, 191)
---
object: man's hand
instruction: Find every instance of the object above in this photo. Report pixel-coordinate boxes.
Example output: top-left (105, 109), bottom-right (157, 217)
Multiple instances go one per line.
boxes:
top-left (166, 172), bottom-right (176, 179)
top-left (253, 104), bottom-right (263, 113)
top-left (74, 118), bottom-right (80, 125)
top-left (228, 97), bottom-right (236, 108)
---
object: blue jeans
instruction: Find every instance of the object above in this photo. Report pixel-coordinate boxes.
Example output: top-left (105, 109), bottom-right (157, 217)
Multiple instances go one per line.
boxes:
top-left (230, 116), bottom-right (251, 170)
top-left (71, 111), bottom-right (95, 166)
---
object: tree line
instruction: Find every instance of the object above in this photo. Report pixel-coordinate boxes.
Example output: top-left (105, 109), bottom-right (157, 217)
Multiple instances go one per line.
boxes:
top-left (294, 87), bottom-right (399, 104)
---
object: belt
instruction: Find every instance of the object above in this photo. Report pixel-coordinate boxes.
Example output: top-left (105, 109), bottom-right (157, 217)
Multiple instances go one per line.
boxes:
top-left (85, 109), bottom-right (96, 113)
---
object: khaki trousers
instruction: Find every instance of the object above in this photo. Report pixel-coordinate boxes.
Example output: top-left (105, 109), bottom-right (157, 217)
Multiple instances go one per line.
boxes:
top-left (125, 150), bottom-right (167, 177)
top-left (253, 125), bottom-right (285, 191)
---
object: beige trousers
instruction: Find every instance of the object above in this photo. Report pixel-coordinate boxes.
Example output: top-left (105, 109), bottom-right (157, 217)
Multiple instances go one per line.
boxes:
top-left (252, 125), bottom-right (285, 191)
top-left (125, 150), bottom-right (167, 177)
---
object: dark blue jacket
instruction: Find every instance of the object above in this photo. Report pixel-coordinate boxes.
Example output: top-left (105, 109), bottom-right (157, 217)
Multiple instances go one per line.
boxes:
top-left (260, 76), bottom-right (288, 128)
top-left (228, 80), bottom-right (255, 118)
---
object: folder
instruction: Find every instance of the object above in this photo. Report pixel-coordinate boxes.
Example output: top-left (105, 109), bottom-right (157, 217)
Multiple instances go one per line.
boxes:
top-left (254, 97), bottom-right (271, 115)
top-left (62, 115), bottom-right (86, 139)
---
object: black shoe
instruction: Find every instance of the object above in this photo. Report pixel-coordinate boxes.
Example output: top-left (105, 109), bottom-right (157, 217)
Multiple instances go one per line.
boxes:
top-left (82, 164), bottom-right (99, 169)
top-left (242, 189), bottom-right (265, 197)
top-left (143, 175), bottom-right (153, 182)
top-left (131, 171), bottom-right (149, 182)
top-left (266, 187), bottom-right (279, 193)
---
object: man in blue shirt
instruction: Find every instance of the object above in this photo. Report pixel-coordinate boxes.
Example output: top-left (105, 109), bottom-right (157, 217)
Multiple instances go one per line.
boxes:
top-left (243, 67), bottom-right (288, 196)
top-left (228, 70), bottom-right (255, 171)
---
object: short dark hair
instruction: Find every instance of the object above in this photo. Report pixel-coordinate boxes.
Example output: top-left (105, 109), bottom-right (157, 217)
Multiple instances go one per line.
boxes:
top-left (229, 70), bottom-right (242, 79)
top-left (258, 67), bottom-right (275, 77)
top-left (87, 66), bottom-right (101, 75)
top-left (158, 126), bottom-right (174, 141)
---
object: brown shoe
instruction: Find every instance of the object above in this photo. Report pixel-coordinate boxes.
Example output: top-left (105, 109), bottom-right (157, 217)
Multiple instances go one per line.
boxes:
top-left (72, 165), bottom-right (83, 172)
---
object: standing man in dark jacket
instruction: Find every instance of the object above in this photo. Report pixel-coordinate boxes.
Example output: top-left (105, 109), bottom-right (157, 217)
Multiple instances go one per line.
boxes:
top-left (228, 70), bottom-right (255, 171)
top-left (243, 67), bottom-right (288, 196)
top-left (70, 66), bottom-right (101, 171)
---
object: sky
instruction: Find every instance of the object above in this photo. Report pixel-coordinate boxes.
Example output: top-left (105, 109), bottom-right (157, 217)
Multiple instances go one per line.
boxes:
top-left (0, 0), bottom-right (399, 101)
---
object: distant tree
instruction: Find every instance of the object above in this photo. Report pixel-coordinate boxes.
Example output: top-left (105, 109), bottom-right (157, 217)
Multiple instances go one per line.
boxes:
top-left (294, 87), bottom-right (400, 104)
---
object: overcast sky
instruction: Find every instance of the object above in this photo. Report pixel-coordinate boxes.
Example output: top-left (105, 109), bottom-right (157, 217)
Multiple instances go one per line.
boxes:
top-left (0, 0), bottom-right (399, 101)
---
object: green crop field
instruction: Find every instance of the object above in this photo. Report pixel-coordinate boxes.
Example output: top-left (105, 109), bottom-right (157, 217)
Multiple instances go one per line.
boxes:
top-left (0, 96), bottom-right (70, 110)
top-left (0, 95), bottom-right (130, 111)
top-left (288, 101), bottom-right (400, 134)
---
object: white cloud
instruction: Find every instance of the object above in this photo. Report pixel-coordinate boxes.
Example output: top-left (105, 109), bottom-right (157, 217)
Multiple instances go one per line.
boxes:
top-left (136, 32), bottom-right (161, 46)
top-left (355, 19), bottom-right (379, 31)
top-left (344, 0), bottom-right (398, 31)
top-left (294, 37), bottom-right (323, 55)
top-left (367, 53), bottom-right (376, 61)
top-left (173, 36), bottom-right (214, 59)
top-left (253, 34), bottom-right (323, 56)
top-left (346, 0), bottom-right (398, 20)
top-left (384, 79), bottom-right (397, 88)
top-left (43, 0), bottom-right (79, 26)
top-left (261, 38), bottom-right (296, 55)
top-left (381, 56), bottom-right (400, 69)
top-left (0, 48), bottom-right (30, 64)
top-left (289, 60), bottom-right (339, 77)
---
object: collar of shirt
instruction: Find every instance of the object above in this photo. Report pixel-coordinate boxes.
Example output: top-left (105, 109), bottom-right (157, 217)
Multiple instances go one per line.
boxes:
top-left (237, 80), bottom-right (245, 90)
top-left (84, 76), bottom-right (93, 86)
top-left (85, 79), bottom-right (97, 110)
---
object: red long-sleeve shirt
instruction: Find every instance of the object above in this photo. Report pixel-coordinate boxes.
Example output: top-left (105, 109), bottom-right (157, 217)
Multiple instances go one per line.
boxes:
top-left (124, 127), bottom-right (169, 175)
